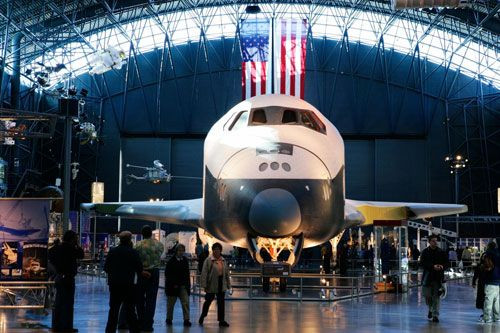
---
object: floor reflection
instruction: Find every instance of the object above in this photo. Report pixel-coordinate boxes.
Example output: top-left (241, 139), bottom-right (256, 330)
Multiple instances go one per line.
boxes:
top-left (0, 276), bottom-right (494, 332)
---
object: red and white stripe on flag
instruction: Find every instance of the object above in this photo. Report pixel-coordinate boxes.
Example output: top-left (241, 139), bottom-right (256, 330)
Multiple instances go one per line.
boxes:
top-left (242, 61), bottom-right (272, 100)
top-left (241, 18), bottom-right (273, 101)
top-left (275, 19), bottom-right (307, 99)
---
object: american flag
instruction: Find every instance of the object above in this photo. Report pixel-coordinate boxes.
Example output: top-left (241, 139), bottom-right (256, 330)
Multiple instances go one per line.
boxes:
top-left (240, 18), bottom-right (308, 100)
top-left (275, 19), bottom-right (307, 99)
top-left (240, 19), bottom-right (272, 100)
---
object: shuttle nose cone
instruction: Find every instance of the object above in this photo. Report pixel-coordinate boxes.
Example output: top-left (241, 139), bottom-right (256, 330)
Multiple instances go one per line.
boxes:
top-left (249, 188), bottom-right (301, 237)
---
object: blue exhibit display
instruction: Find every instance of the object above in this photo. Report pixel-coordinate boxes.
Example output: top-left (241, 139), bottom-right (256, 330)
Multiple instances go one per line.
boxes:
top-left (0, 199), bottom-right (50, 280)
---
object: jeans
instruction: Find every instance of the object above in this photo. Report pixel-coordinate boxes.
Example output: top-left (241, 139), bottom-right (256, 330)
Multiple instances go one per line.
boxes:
top-left (167, 286), bottom-right (190, 321)
top-left (52, 275), bottom-right (75, 331)
top-left (483, 284), bottom-right (500, 322)
top-left (200, 276), bottom-right (225, 322)
top-left (423, 281), bottom-right (441, 317)
top-left (137, 268), bottom-right (160, 330)
top-left (105, 285), bottom-right (140, 333)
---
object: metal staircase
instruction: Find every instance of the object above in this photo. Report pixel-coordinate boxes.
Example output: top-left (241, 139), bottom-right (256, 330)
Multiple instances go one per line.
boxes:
top-left (407, 220), bottom-right (457, 238)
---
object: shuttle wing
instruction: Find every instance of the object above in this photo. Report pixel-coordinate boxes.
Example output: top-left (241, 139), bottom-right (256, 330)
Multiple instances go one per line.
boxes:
top-left (345, 199), bottom-right (467, 226)
top-left (81, 198), bottom-right (203, 228)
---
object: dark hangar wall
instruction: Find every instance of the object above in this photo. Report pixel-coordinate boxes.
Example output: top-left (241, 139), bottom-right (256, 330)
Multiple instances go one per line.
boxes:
top-left (71, 37), bottom-right (499, 233)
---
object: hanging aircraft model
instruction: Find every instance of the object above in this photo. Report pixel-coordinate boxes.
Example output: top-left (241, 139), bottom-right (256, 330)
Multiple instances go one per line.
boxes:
top-left (125, 160), bottom-right (171, 185)
top-left (83, 95), bottom-right (467, 271)
top-left (125, 160), bottom-right (200, 185)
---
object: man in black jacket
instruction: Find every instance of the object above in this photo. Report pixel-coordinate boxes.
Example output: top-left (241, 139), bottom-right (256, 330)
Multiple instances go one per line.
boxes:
top-left (104, 231), bottom-right (147, 333)
top-left (49, 230), bottom-right (84, 333)
top-left (165, 243), bottom-right (191, 327)
top-left (420, 234), bottom-right (449, 323)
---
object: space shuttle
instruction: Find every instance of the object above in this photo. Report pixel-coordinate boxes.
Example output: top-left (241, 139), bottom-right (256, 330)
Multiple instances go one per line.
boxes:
top-left (82, 95), bottom-right (467, 264)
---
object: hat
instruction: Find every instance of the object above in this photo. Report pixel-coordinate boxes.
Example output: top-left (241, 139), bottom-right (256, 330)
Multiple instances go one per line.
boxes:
top-left (118, 231), bottom-right (132, 243)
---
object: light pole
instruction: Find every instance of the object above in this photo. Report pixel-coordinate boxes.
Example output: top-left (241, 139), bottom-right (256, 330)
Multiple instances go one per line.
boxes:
top-left (445, 154), bottom-right (468, 245)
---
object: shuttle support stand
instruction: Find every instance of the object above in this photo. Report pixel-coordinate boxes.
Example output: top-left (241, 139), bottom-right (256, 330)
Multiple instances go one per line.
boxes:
top-left (373, 220), bottom-right (409, 293)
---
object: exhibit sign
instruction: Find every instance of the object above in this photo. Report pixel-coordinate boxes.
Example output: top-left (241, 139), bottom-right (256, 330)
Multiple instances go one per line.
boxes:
top-left (0, 199), bottom-right (50, 280)
top-left (22, 242), bottom-right (48, 280)
top-left (91, 182), bottom-right (104, 203)
top-left (69, 210), bottom-right (78, 231)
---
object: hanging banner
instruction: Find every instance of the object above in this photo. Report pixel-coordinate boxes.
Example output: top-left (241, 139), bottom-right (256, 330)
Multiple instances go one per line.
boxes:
top-left (80, 210), bottom-right (91, 234)
top-left (0, 199), bottom-right (50, 242)
top-left (274, 19), bottom-right (308, 98)
top-left (69, 210), bottom-right (78, 231)
top-left (240, 18), bottom-right (308, 100)
top-left (91, 182), bottom-right (105, 203)
top-left (240, 18), bottom-right (272, 99)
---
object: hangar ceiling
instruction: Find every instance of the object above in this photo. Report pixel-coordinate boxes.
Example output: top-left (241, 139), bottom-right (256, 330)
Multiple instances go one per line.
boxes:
top-left (0, 0), bottom-right (498, 220)
top-left (0, 0), bottom-right (497, 89)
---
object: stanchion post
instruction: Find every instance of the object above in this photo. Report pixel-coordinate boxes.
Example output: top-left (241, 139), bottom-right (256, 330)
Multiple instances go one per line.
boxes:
top-left (299, 277), bottom-right (303, 302)
top-left (249, 277), bottom-right (252, 299)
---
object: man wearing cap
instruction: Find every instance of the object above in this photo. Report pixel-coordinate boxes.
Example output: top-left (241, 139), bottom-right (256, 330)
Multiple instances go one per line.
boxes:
top-left (104, 231), bottom-right (147, 333)
top-left (135, 225), bottom-right (164, 331)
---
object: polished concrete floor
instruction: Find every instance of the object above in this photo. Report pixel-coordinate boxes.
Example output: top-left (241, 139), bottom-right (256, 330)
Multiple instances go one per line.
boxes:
top-left (1, 275), bottom-right (498, 332)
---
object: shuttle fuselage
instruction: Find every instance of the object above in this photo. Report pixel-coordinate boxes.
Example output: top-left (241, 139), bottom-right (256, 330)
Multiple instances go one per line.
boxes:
top-left (200, 95), bottom-right (346, 249)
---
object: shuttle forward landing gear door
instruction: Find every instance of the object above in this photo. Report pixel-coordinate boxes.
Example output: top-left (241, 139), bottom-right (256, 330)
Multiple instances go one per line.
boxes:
top-left (247, 233), bottom-right (304, 266)
top-left (329, 230), bottom-right (345, 268)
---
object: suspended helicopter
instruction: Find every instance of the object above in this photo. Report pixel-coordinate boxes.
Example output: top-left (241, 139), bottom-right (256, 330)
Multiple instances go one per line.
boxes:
top-left (125, 160), bottom-right (201, 185)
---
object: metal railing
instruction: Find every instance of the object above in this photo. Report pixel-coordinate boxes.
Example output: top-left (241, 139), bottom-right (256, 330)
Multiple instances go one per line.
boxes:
top-left (0, 281), bottom-right (54, 309)
top-left (77, 262), bottom-right (474, 302)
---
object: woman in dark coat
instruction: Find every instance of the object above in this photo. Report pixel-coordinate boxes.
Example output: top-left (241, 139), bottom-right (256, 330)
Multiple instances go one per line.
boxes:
top-left (472, 244), bottom-right (496, 311)
top-left (165, 244), bottom-right (191, 327)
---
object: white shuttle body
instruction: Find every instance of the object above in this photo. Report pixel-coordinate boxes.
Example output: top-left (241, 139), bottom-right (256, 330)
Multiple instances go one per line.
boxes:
top-left (82, 95), bottom-right (467, 264)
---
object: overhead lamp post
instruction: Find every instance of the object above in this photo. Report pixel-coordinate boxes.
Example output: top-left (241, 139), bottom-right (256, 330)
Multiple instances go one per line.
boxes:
top-left (445, 154), bottom-right (468, 244)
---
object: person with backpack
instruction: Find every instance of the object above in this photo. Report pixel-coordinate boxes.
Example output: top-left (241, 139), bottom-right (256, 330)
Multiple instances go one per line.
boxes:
top-left (479, 241), bottom-right (500, 323)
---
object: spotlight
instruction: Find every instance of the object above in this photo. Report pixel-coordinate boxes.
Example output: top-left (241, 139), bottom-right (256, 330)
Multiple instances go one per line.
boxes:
top-left (245, 5), bottom-right (261, 14)
top-left (445, 154), bottom-right (468, 171)
top-left (68, 86), bottom-right (77, 96)
top-left (79, 88), bottom-right (88, 97)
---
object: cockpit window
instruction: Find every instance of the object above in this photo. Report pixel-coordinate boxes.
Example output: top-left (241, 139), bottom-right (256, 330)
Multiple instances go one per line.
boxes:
top-left (238, 107), bottom-right (326, 134)
top-left (300, 111), bottom-right (317, 131)
top-left (251, 109), bottom-right (267, 124)
top-left (308, 111), bottom-right (327, 134)
top-left (282, 109), bottom-right (297, 124)
top-left (299, 111), bottom-right (326, 134)
top-left (229, 111), bottom-right (249, 131)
